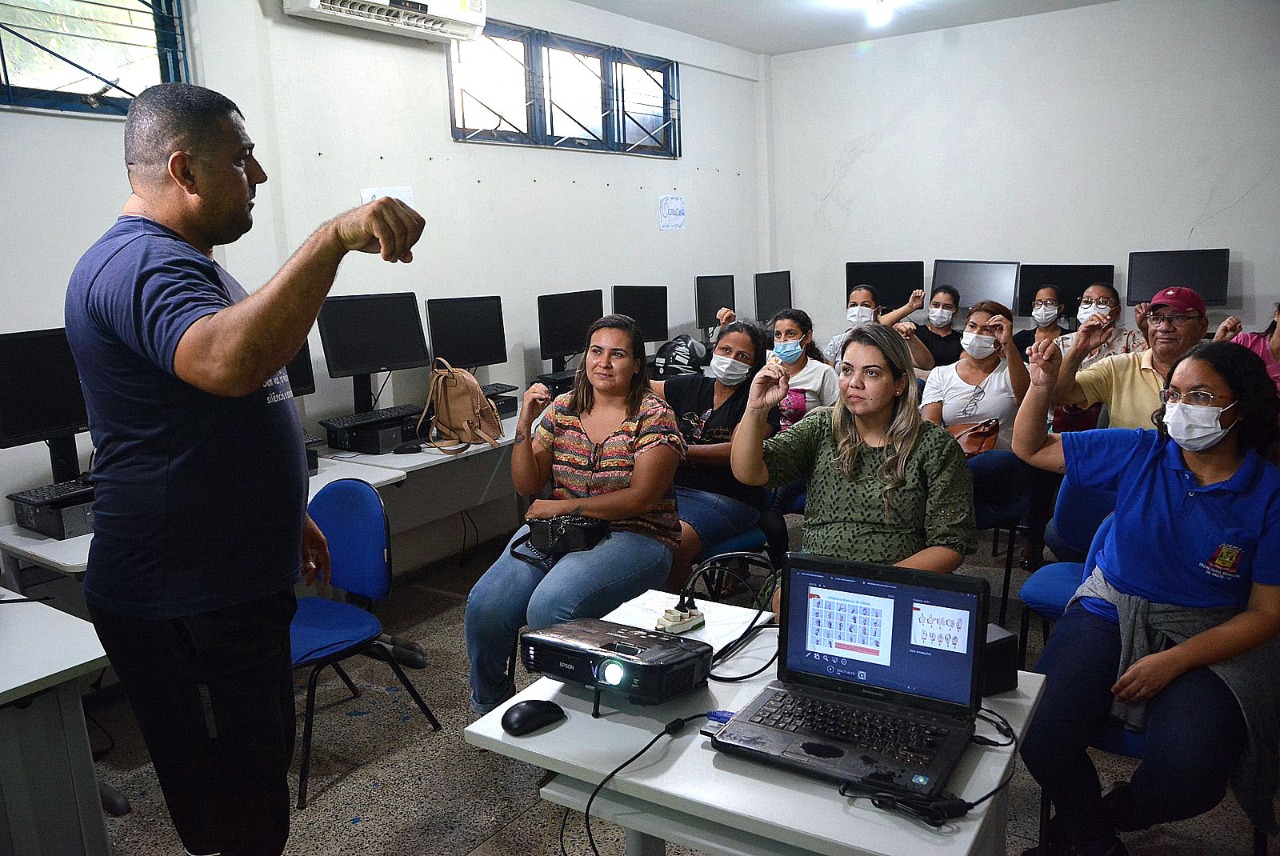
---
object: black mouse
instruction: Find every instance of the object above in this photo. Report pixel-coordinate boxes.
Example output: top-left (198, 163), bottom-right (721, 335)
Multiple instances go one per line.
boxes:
top-left (501, 699), bottom-right (565, 736)
top-left (392, 442), bottom-right (422, 454)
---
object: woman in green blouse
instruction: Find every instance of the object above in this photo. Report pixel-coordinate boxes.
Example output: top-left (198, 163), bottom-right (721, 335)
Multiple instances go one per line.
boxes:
top-left (732, 323), bottom-right (976, 606)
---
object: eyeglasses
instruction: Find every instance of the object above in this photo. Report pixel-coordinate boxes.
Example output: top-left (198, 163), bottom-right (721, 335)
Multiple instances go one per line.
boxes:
top-left (1032, 300), bottom-right (1061, 309)
top-left (958, 386), bottom-right (986, 418)
top-left (1147, 313), bottom-right (1203, 328)
top-left (1159, 389), bottom-right (1230, 407)
top-left (1078, 298), bottom-right (1116, 309)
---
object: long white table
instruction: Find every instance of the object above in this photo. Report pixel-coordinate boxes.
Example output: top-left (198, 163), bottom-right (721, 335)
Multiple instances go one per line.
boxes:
top-left (466, 593), bottom-right (1045, 856)
top-left (0, 588), bottom-right (111, 856)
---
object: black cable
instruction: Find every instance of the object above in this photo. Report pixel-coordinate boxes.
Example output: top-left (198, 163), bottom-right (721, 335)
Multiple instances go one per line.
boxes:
top-left (558, 804), bottom-right (570, 856)
top-left (370, 372), bottom-right (392, 409)
top-left (85, 709), bottom-right (116, 762)
top-left (582, 713), bottom-right (707, 855)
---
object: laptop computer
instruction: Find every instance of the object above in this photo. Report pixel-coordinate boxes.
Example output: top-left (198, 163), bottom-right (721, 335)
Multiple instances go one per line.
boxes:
top-left (711, 554), bottom-right (988, 797)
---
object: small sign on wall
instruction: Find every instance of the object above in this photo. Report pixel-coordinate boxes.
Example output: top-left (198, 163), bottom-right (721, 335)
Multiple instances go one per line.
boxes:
top-left (659, 195), bottom-right (686, 230)
top-left (361, 185), bottom-right (416, 207)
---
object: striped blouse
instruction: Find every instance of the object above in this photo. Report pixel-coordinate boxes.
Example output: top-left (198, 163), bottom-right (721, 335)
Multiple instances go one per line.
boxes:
top-left (534, 391), bottom-right (686, 552)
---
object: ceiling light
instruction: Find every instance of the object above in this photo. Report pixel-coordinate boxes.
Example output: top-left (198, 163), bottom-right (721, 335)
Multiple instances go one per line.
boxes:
top-left (867, 0), bottom-right (894, 28)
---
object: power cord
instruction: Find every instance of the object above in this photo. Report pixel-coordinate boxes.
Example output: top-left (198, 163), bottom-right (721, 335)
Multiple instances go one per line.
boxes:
top-left (370, 372), bottom-right (392, 410)
top-left (837, 706), bottom-right (1019, 828)
top-left (577, 713), bottom-right (708, 856)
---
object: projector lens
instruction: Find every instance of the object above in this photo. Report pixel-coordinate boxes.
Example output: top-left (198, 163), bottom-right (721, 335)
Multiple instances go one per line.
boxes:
top-left (600, 660), bottom-right (625, 686)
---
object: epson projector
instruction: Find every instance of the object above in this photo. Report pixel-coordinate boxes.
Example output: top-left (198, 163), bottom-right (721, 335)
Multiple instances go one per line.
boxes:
top-left (520, 619), bottom-right (714, 709)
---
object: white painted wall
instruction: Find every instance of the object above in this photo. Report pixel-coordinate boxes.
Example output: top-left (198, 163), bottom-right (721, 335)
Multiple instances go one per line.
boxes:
top-left (0, 0), bottom-right (762, 549)
top-left (767, 0), bottom-right (1280, 347)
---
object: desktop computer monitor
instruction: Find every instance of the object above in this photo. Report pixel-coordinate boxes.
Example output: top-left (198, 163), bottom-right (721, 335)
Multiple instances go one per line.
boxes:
top-left (317, 292), bottom-right (430, 413)
top-left (426, 296), bottom-right (508, 368)
top-left (843, 262), bottom-right (925, 312)
top-left (695, 275), bottom-right (734, 329)
top-left (754, 271), bottom-right (792, 323)
top-left (931, 260), bottom-right (1020, 310)
top-left (1015, 265), bottom-right (1116, 317)
top-left (0, 327), bottom-right (89, 482)
top-left (538, 290), bottom-right (604, 371)
top-left (612, 286), bottom-right (669, 343)
top-left (285, 339), bottom-right (316, 397)
top-left (1126, 248), bottom-right (1229, 306)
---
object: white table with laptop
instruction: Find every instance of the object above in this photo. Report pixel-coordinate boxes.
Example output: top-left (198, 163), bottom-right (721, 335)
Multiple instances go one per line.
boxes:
top-left (465, 556), bottom-right (1046, 856)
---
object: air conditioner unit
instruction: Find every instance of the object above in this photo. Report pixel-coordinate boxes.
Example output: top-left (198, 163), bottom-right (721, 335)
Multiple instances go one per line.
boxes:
top-left (283, 0), bottom-right (485, 43)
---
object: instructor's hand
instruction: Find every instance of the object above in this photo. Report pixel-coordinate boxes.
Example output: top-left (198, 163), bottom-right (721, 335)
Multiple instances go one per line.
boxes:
top-left (300, 514), bottom-right (331, 587)
top-left (332, 197), bottom-right (425, 263)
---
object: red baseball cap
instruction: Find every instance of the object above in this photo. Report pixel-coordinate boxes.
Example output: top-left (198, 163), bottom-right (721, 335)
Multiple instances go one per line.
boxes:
top-left (1149, 287), bottom-right (1206, 317)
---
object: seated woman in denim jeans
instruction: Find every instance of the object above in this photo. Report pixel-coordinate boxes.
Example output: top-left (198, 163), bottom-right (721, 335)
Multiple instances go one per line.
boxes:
top-left (464, 315), bottom-right (684, 714)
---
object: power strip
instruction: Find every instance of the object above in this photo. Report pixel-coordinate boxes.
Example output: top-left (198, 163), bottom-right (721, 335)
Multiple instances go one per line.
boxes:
top-left (656, 606), bottom-right (705, 634)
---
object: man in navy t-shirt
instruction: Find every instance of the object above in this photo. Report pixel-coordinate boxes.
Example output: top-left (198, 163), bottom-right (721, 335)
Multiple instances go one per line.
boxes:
top-left (65, 83), bottom-right (424, 856)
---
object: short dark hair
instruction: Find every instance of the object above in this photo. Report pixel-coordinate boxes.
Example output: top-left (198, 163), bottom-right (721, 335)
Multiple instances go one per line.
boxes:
top-left (1034, 284), bottom-right (1064, 305)
top-left (1158, 341), bottom-right (1280, 461)
top-left (716, 319), bottom-right (769, 381)
top-left (930, 284), bottom-right (960, 307)
top-left (124, 83), bottom-right (242, 184)
top-left (569, 314), bottom-right (649, 418)
top-left (848, 284), bottom-right (879, 306)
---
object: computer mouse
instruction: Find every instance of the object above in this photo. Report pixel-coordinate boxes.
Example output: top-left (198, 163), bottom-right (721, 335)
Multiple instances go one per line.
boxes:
top-left (500, 699), bottom-right (565, 736)
top-left (393, 442), bottom-right (422, 454)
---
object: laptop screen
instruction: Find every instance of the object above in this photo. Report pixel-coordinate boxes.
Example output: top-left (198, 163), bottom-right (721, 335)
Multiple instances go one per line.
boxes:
top-left (780, 556), bottom-right (986, 710)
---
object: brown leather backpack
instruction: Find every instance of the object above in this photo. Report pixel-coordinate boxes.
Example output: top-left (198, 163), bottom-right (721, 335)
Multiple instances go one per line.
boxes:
top-left (416, 358), bottom-right (503, 455)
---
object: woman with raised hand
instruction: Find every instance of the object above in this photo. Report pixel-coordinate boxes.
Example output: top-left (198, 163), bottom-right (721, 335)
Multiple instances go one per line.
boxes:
top-left (732, 323), bottom-right (975, 611)
top-left (1013, 338), bottom-right (1280, 856)
top-left (1214, 303), bottom-right (1280, 394)
top-left (465, 314), bottom-right (684, 714)
top-left (893, 284), bottom-right (963, 370)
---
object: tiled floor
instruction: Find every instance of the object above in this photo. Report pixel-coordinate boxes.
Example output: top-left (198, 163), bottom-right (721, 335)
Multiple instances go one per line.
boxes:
top-left (83, 523), bottom-right (1268, 855)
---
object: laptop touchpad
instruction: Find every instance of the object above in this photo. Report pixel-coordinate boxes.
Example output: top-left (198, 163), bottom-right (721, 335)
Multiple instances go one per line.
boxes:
top-left (785, 740), bottom-right (845, 763)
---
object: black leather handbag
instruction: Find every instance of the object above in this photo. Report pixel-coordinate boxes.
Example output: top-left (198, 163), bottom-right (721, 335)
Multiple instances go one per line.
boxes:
top-left (510, 514), bottom-right (610, 572)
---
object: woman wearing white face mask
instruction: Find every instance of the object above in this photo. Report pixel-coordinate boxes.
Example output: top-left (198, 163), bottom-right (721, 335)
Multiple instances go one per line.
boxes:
top-left (1056, 282), bottom-right (1148, 370)
top-left (1013, 340), bottom-right (1280, 856)
top-left (650, 320), bottom-right (779, 590)
top-left (894, 284), bottom-right (963, 370)
top-left (823, 285), bottom-right (882, 363)
top-left (1014, 285), bottom-right (1067, 362)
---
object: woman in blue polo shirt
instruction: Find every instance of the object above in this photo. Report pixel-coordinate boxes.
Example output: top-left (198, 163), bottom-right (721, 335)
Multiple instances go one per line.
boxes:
top-left (1011, 340), bottom-right (1280, 856)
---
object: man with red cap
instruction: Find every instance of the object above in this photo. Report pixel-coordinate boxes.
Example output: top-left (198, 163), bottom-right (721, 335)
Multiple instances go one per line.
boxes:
top-left (1051, 287), bottom-right (1210, 429)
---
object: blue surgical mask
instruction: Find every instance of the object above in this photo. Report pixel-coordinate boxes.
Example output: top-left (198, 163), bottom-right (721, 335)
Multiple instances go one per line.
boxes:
top-left (773, 341), bottom-right (804, 364)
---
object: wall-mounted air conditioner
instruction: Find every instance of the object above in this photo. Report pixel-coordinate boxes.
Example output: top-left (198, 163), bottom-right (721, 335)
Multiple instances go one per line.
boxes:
top-left (283, 0), bottom-right (485, 43)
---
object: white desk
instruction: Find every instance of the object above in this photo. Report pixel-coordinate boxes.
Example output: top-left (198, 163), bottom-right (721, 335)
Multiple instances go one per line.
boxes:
top-left (0, 588), bottom-right (111, 856)
top-left (0, 457), bottom-right (406, 591)
top-left (466, 595), bottom-right (1045, 856)
top-left (319, 413), bottom-right (520, 474)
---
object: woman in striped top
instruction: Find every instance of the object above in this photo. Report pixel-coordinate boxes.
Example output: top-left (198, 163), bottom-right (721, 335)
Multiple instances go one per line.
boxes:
top-left (464, 314), bottom-right (685, 714)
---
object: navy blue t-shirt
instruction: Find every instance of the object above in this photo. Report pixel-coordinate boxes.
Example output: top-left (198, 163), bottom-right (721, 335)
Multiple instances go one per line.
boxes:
top-left (66, 217), bottom-right (306, 620)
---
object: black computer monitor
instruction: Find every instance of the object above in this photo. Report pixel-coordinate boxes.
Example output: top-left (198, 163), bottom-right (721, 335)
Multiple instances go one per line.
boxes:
top-left (1126, 248), bottom-right (1229, 307)
top-left (284, 339), bottom-right (316, 397)
top-left (612, 286), bottom-right (669, 344)
top-left (931, 260), bottom-right (1020, 310)
top-left (754, 271), bottom-right (792, 323)
top-left (317, 293), bottom-right (430, 413)
top-left (1015, 265), bottom-right (1116, 317)
top-left (695, 275), bottom-right (734, 329)
top-left (426, 296), bottom-right (508, 369)
top-left (538, 290), bottom-right (604, 372)
top-left (0, 328), bottom-right (89, 483)
top-left (843, 262), bottom-right (925, 312)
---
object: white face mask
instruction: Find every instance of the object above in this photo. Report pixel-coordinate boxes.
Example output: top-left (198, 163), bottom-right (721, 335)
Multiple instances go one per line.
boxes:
top-left (1164, 401), bottom-right (1236, 452)
top-left (961, 331), bottom-right (998, 360)
top-left (927, 307), bottom-right (954, 328)
top-left (847, 306), bottom-right (875, 328)
top-left (710, 354), bottom-right (751, 387)
top-left (1032, 305), bottom-right (1060, 328)
top-left (1077, 303), bottom-right (1112, 326)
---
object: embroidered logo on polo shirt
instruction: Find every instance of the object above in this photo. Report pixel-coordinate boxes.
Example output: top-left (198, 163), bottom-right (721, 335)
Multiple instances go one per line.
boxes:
top-left (1207, 544), bottom-right (1243, 576)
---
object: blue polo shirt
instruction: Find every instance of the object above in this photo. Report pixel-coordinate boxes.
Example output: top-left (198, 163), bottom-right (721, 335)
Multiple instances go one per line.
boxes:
top-left (1063, 428), bottom-right (1280, 619)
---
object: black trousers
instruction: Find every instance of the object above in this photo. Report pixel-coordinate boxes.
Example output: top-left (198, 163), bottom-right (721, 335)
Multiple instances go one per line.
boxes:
top-left (91, 589), bottom-right (297, 856)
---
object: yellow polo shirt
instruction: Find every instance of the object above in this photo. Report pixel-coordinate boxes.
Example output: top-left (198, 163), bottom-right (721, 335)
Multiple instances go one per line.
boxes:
top-left (1074, 349), bottom-right (1164, 430)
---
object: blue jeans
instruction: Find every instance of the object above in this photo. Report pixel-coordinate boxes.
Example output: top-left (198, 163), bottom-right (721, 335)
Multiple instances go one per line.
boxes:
top-left (675, 486), bottom-right (761, 548)
top-left (1020, 606), bottom-right (1246, 852)
top-left (465, 526), bottom-right (673, 713)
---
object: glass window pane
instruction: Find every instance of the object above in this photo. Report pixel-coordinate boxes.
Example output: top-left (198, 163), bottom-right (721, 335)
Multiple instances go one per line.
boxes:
top-left (544, 47), bottom-right (602, 142)
top-left (453, 34), bottom-right (528, 133)
top-left (621, 63), bottom-right (665, 148)
top-left (0, 0), bottom-right (169, 97)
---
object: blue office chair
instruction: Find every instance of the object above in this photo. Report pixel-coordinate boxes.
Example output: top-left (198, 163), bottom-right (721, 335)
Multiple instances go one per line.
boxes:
top-left (1016, 477), bottom-right (1117, 665)
top-left (290, 479), bottom-right (441, 809)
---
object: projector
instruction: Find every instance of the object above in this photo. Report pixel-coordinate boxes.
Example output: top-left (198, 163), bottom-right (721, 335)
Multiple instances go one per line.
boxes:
top-left (520, 618), bottom-right (714, 708)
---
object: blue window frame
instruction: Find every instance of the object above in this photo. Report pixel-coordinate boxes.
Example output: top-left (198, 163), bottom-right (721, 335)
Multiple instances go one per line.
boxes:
top-left (449, 21), bottom-right (680, 158)
top-left (0, 0), bottom-right (188, 115)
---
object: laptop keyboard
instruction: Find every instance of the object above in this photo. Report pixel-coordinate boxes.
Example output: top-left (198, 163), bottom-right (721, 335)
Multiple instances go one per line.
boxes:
top-left (752, 690), bottom-right (949, 767)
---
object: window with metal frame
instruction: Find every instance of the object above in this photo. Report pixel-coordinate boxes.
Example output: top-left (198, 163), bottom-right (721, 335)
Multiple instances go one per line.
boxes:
top-left (0, 0), bottom-right (188, 115)
top-left (449, 20), bottom-right (680, 158)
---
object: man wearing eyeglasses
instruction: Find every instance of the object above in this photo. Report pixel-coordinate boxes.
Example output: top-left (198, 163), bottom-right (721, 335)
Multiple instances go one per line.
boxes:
top-left (1052, 287), bottom-right (1210, 429)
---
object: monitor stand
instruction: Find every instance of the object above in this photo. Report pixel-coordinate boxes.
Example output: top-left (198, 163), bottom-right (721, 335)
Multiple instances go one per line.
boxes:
top-left (352, 374), bottom-right (375, 414)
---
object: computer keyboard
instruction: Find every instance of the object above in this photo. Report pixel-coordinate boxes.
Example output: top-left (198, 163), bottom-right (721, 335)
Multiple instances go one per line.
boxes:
top-left (536, 369), bottom-right (577, 386)
top-left (480, 382), bottom-right (518, 397)
top-left (318, 404), bottom-right (422, 430)
top-left (8, 478), bottom-right (94, 507)
top-left (754, 691), bottom-right (949, 766)
top-left (302, 431), bottom-right (325, 447)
